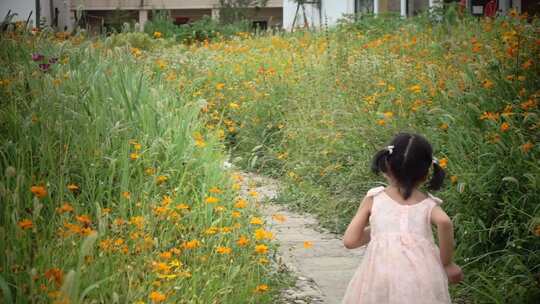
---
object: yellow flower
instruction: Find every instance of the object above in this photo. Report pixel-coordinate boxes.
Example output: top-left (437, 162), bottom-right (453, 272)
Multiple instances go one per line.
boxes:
top-left (176, 203), bottom-right (190, 210)
top-left (122, 191), bottom-right (131, 199)
top-left (205, 196), bottom-right (219, 204)
top-left (153, 31), bottom-right (162, 39)
top-left (18, 219), bottom-right (33, 230)
top-left (383, 111), bottom-right (394, 119)
top-left (439, 123), bottom-right (449, 130)
top-left (450, 175), bottom-right (458, 184)
top-left (303, 241), bottom-right (313, 249)
top-left (408, 85), bottom-right (421, 93)
top-left (130, 216), bottom-right (145, 229)
top-left (254, 284), bottom-right (269, 293)
top-left (156, 175), bottom-right (168, 184)
top-left (130, 153), bottom-right (139, 160)
top-left (250, 217), bottom-right (264, 225)
top-left (67, 184), bottom-right (79, 192)
top-left (131, 47), bottom-right (142, 57)
top-left (255, 244), bottom-right (268, 254)
top-left (209, 187), bottom-right (222, 194)
top-left (234, 198), bottom-right (247, 208)
top-left (30, 185), bottom-right (48, 199)
top-left (145, 167), bottom-right (156, 175)
top-left (134, 143), bottom-right (142, 151)
top-left (254, 228), bottom-right (273, 240)
top-left (149, 291), bottom-right (166, 302)
top-left (248, 190), bottom-right (258, 198)
top-left (216, 246), bottom-right (232, 254)
top-left (229, 102), bottom-right (240, 109)
top-left (216, 83), bottom-right (225, 90)
top-left (231, 211), bottom-right (241, 218)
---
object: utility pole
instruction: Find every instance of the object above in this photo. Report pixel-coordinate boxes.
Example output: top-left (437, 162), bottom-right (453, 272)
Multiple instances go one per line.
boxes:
top-left (35, 0), bottom-right (40, 28)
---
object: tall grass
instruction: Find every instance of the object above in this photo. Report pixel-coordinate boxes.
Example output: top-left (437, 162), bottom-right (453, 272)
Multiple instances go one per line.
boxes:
top-left (0, 29), bottom-right (286, 303)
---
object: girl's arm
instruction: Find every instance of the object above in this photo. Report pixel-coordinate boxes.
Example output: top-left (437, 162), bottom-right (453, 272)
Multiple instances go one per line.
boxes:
top-left (431, 206), bottom-right (454, 265)
top-left (431, 206), bottom-right (464, 284)
top-left (343, 196), bottom-right (373, 249)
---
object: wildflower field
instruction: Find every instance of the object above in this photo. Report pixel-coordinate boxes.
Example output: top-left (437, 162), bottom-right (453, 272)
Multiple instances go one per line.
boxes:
top-left (1, 9), bottom-right (539, 304)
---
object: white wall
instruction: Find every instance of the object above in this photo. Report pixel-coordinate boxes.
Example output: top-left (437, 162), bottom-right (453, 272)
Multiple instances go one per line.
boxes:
top-left (0, 0), bottom-right (73, 30)
top-left (321, 0), bottom-right (354, 26)
top-left (283, 0), bottom-right (354, 30)
top-left (0, 0), bottom-right (37, 26)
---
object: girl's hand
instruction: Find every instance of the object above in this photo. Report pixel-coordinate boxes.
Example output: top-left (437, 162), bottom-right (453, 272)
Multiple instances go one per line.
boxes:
top-left (445, 263), bottom-right (464, 284)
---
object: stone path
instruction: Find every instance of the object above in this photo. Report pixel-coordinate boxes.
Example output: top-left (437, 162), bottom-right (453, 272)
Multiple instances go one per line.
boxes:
top-left (239, 172), bottom-right (365, 304)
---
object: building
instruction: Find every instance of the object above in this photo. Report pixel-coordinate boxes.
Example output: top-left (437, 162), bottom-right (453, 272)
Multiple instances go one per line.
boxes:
top-left (283, 0), bottom-right (538, 30)
top-left (0, 0), bottom-right (537, 33)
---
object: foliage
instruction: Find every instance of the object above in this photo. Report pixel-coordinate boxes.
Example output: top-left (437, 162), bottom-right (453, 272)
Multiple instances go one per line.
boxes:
top-left (144, 12), bottom-right (251, 43)
top-left (185, 13), bottom-right (540, 303)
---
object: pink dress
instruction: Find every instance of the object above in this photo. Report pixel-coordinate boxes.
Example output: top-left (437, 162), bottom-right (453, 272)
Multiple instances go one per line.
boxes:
top-left (342, 187), bottom-right (451, 304)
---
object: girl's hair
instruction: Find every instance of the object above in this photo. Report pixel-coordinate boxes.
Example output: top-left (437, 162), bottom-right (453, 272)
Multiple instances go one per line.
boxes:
top-left (371, 133), bottom-right (445, 199)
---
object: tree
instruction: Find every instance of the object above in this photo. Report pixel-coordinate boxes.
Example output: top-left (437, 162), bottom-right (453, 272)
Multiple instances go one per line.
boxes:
top-left (218, 0), bottom-right (269, 24)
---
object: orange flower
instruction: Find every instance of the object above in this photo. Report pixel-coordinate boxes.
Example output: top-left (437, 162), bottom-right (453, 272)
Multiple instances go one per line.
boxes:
top-left (76, 215), bottom-right (91, 226)
top-left (122, 191), bottom-right (131, 199)
top-left (438, 158), bottom-right (448, 169)
top-left (376, 119), bottom-right (386, 126)
top-left (450, 175), bottom-right (458, 184)
top-left (149, 291), bottom-right (166, 302)
top-left (482, 80), bottom-right (494, 89)
top-left (534, 225), bottom-right (540, 237)
top-left (500, 122), bottom-right (510, 132)
top-left (30, 185), bottom-right (47, 198)
top-left (303, 241), bottom-right (313, 249)
top-left (254, 284), bottom-right (269, 293)
top-left (56, 203), bottom-right (74, 214)
top-left (160, 251), bottom-right (172, 260)
top-left (439, 123), bottom-right (449, 131)
top-left (216, 246), bottom-right (232, 254)
top-left (18, 219), bottom-right (33, 230)
top-left (480, 112), bottom-right (499, 121)
top-left (272, 214), bottom-right (286, 223)
top-left (521, 142), bottom-right (534, 153)
top-left (236, 236), bottom-right (249, 247)
top-left (44, 268), bottom-right (64, 287)
top-left (215, 83), bottom-right (225, 90)
top-left (231, 211), bottom-right (241, 218)
top-left (183, 239), bottom-right (200, 249)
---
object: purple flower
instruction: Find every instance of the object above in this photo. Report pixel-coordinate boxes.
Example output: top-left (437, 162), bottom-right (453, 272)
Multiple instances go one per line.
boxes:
top-left (49, 57), bottom-right (58, 64)
top-left (32, 53), bottom-right (44, 62)
top-left (38, 63), bottom-right (50, 72)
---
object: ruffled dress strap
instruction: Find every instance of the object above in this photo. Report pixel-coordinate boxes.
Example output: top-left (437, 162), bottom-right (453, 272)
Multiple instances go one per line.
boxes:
top-left (426, 192), bottom-right (444, 224)
top-left (366, 186), bottom-right (385, 197)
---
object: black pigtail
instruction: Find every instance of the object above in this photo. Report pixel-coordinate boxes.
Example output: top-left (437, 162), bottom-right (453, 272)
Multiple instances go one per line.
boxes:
top-left (427, 162), bottom-right (446, 191)
top-left (371, 149), bottom-right (390, 174)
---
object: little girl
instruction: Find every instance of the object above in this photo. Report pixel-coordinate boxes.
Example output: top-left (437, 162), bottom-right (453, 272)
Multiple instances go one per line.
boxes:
top-left (342, 133), bottom-right (463, 304)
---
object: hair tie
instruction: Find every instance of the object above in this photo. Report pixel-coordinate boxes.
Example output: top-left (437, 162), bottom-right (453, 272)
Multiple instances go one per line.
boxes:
top-left (432, 157), bottom-right (439, 165)
top-left (386, 145), bottom-right (394, 155)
